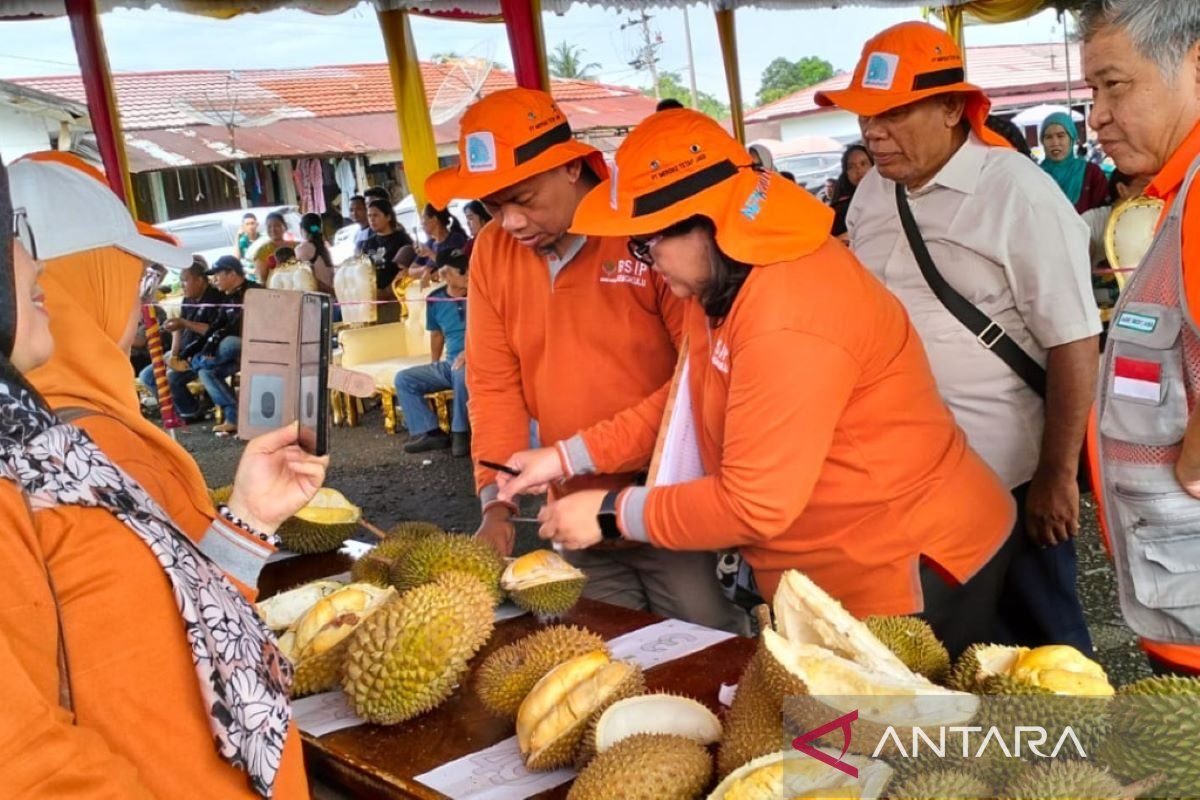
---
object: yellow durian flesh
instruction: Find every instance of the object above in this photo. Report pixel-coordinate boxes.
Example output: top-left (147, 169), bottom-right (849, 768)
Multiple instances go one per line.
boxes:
top-left (291, 583), bottom-right (394, 659)
top-left (517, 651), bottom-right (610, 755)
top-left (708, 749), bottom-right (892, 800)
top-left (501, 550), bottom-right (585, 590)
top-left (292, 487), bottom-right (361, 525)
top-left (255, 579), bottom-right (344, 631)
top-left (1009, 645), bottom-right (1114, 697)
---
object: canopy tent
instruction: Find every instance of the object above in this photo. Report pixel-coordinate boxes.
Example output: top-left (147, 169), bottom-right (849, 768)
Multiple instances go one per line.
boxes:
top-left (3, 0), bottom-right (1082, 213)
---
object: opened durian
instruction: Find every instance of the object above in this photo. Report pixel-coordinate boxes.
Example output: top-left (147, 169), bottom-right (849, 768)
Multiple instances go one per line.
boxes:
top-left (390, 532), bottom-right (505, 602)
top-left (576, 693), bottom-right (722, 767)
top-left (888, 767), bottom-right (992, 799)
top-left (516, 651), bottom-right (645, 771)
top-left (1001, 760), bottom-right (1124, 800)
top-left (276, 488), bottom-right (362, 554)
top-left (255, 579), bottom-right (344, 631)
top-left (568, 734), bottom-right (712, 800)
top-left (1100, 675), bottom-right (1200, 798)
top-left (342, 575), bottom-right (494, 724)
top-left (283, 582), bottom-right (395, 696)
top-left (707, 749), bottom-right (892, 800)
top-left (350, 536), bottom-right (417, 587)
top-left (948, 644), bottom-right (1027, 692)
top-left (865, 616), bottom-right (951, 685)
top-left (501, 550), bottom-right (587, 619)
top-left (475, 625), bottom-right (608, 717)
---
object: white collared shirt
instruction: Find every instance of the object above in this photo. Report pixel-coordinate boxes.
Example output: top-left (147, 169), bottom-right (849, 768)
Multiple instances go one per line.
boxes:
top-left (848, 133), bottom-right (1101, 488)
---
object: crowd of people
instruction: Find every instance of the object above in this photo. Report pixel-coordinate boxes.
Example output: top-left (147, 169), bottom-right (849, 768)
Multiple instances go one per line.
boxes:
top-left (0, 0), bottom-right (1197, 795)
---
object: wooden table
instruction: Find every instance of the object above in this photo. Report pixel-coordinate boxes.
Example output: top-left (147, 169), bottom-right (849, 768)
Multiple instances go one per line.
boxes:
top-left (259, 554), bottom-right (757, 800)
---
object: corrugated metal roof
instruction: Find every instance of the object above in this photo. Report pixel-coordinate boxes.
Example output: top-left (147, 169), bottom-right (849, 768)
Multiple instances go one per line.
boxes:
top-left (746, 42), bottom-right (1087, 124)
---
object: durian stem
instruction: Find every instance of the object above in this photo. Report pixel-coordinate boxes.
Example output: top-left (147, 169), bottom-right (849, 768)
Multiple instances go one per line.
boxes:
top-left (359, 518), bottom-right (387, 540)
top-left (1120, 774), bottom-right (1164, 799)
top-left (752, 604), bottom-right (772, 632)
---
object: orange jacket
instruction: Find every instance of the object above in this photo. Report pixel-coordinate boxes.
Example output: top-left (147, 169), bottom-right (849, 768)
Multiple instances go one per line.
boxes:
top-left (467, 222), bottom-right (685, 499)
top-left (1088, 120), bottom-right (1200, 673)
top-left (0, 481), bottom-right (156, 797)
top-left (579, 240), bottom-right (1014, 615)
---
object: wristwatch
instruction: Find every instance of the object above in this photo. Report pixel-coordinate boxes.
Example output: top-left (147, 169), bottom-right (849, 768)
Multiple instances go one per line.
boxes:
top-left (597, 490), bottom-right (622, 541)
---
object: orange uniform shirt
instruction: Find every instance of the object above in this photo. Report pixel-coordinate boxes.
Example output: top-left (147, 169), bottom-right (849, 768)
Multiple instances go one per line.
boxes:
top-left (0, 480), bottom-right (155, 797)
top-left (467, 222), bottom-right (685, 496)
top-left (582, 240), bottom-right (1014, 616)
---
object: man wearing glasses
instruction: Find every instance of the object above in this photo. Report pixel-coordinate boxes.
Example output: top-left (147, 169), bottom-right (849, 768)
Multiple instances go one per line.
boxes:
top-left (425, 88), bottom-right (746, 633)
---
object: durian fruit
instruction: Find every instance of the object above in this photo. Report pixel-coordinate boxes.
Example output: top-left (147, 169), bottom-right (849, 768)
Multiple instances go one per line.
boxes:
top-left (390, 532), bottom-right (505, 603)
top-left (888, 767), bottom-right (991, 799)
top-left (284, 583), bottom-right (396, 696)
top-left (350, 536), bottom-right (416, 587)
top-left (707, 749), bottom-right (893, 800)
top-left (1100, 675), bottom-right (1200, 798)
top-left (501, 550), bottom-right (587, 620)
top-left (1001, 760), bottom-right (1123, 800)
top-left (475, 625), bottom-right (609, 717)
top-left (983, 646), bottom-right (1114, 698)
top-left (865, 616), bottom-right (951, 685)
top-left (567, 733), bottom-right (711, 800)
top-left (276, 488), bottom-right (362, 554)
top-left (433, 570), bottom-right (498, 650)
top-left (717, 652), bottom-right (786, 779)
top-left (255, 579), bottom-right (344, 631)
top-left (576, 693), bottom-right (722, 767)
top-left (516, 651), bottom-right (645, 771)
top-left (341, 577), bottom-right (494, 724)
top-left (948, 643), bottom-right (1027, 692)
top-left (386, 520), bottom-right (444, 540)
top-left (758, 628), bottom-right (980, 757)
top-left (208, 484), bottom-right (233, 507)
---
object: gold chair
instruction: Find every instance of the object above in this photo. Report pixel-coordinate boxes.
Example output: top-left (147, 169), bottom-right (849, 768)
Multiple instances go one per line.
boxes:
top-left (338, 322), bottom-right (429, 434)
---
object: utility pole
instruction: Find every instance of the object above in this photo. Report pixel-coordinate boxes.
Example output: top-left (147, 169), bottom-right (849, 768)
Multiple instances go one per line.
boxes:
top-left (623, 10), bottom-right (662, 99)
top-left (682, 7), bottom-right (700, 110)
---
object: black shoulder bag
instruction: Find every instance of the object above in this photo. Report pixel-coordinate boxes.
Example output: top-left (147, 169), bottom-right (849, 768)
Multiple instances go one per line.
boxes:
top-left (894, 183), bottom-right (1047, 398)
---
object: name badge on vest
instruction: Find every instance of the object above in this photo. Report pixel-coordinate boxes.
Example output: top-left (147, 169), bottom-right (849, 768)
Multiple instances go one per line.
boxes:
top-left (1113, 356), bottom-right (1162, 402)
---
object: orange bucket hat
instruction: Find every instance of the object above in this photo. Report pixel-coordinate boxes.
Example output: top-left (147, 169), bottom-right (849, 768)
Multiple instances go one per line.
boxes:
top-left (425, 87), bottom-right (608, 209)
top-left (815, 21), bottom-right (1010, 149)
top-left (571, 109), bottom-right (832, 265)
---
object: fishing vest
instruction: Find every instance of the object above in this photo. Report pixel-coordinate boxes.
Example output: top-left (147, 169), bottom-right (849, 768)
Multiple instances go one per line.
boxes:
top-left (1097, 153), bottom-right (1200, 644)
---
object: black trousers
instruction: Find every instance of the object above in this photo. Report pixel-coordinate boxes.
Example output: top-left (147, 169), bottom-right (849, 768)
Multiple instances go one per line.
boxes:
top-left (995, 483), bottom-right (1095, 655)
top-left (917, 526), bottom-right (1017, 661)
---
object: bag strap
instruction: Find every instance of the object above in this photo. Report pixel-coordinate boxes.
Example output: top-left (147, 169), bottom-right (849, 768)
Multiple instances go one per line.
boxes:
top-left (894, 183), bottom-right (1047, 398)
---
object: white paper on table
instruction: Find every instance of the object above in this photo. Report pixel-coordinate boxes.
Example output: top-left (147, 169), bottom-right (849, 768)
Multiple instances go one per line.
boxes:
top-left (339, 539), bottom-right (375, 559)
top-left (293, 691), bottom-right (364, 736)
top-left (719, 682), bottom-right (738, 707)
top-left (494, 602), bottom-right (528, 623)
top-left (606, 618), bottom-right (736, 671)
top-left (266, 549), bottom-right (303, 563)
top-left (414, 736), bottom-right (575, 800)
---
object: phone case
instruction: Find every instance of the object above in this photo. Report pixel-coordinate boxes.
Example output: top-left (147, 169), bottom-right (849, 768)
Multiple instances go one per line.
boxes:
top-left (238, 289), bottom-right (304, 443)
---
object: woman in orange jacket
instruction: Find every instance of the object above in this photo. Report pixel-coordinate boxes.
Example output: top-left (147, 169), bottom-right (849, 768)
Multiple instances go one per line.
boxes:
top-left (2, 156), bottom-right (327, 797)
top-left (498, 110), bottom-right (1016, 655)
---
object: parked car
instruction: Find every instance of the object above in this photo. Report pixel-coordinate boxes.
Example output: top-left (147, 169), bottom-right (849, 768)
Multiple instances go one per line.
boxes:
top-left (327, 196), bottom-right (471, 266)
top-left (155, 205), bottom-right (303, 276)
top-left (752, 137), bottom-right (846, 193)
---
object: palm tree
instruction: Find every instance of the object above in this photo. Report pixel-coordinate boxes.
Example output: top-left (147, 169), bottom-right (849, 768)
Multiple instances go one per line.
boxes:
top-left (548, 42), bottom-right (601, 81)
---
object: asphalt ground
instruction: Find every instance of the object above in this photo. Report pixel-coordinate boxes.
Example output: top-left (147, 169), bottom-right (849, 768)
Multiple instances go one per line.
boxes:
top-left (181, 402), bottom-right (1152, 687)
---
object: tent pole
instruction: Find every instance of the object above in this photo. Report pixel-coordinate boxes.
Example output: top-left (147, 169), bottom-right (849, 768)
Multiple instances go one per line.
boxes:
top-left (66, 0), bottom-right (136, 213)
top-left (714, 8), bottom-right (745, 143)
top-left (500, 0), bottom-right (550, 91)
top-left (378, 8), bottom-right (439, 208)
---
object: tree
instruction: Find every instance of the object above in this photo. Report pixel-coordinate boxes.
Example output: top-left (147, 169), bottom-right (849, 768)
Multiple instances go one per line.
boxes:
top-left (548, 42), bottom-right (601, 80)
top-left (644, 72), bottom-right (729, 120)
top-left (756, 56), bottom-right (835, 106)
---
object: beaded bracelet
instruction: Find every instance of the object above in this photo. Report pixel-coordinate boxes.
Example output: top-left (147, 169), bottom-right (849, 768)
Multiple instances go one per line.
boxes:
top-left (217, 504), bottom-right (277, 545)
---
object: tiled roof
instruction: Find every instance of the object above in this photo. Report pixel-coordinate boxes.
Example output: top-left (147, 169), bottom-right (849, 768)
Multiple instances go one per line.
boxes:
top-left (12, 62), bottom-right (646, 131)
top-left (746, 42), bottom-right (1087, 123)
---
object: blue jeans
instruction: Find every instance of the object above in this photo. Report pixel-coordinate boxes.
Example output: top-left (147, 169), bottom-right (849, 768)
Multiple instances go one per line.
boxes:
top-left (139, 362), bottom-right (199, 416)
top-left (394, 360), bottom-right (468, 435)
top-left (193, 336), bottom-right (241, 425)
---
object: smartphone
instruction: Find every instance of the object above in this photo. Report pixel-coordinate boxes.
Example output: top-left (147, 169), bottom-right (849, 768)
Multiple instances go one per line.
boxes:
top-left (297, 293), bottom-right (331, 456)
top-left (238, 289), bottom-right (331, 455)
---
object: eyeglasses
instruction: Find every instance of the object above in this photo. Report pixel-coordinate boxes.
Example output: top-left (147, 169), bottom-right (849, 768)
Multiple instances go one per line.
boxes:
top-left (627, 234), bottom-right (663, 267)
top-left (12, 208), bottom-right (37, 261)
top-left (139, 262), bottom-right (168, 302)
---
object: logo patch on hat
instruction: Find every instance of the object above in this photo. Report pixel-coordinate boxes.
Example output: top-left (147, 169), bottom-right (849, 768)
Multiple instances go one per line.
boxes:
top-left (862, 52), bottom-right (900, 90)
top-left (466, 131), bottom-right (498, 173)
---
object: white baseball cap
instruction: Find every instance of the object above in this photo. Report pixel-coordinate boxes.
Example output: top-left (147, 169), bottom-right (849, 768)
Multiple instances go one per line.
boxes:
top-left (7, 158), bottom-right (191, 269)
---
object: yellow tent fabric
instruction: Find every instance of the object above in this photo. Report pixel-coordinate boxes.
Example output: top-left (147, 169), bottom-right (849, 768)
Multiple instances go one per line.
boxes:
top-left (715, 8), bottom-right (745, 144)
top-left (378, 8), bottom-right (439, 208)
top-left (964, 0), bottom-right (1046, 23)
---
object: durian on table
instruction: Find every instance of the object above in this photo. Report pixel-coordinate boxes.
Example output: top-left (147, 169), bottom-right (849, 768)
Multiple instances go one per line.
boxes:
top-left (501, 550), bottom-right (587, 620)
top-left (275, 487), bottom-right (362, 554)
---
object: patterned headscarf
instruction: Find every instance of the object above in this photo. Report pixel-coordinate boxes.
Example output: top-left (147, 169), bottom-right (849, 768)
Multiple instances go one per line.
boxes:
top-left (0, 158), bottom-right (292, 798)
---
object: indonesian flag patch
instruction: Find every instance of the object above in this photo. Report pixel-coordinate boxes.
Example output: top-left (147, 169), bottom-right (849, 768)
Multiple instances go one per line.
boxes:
top-left (1113, 356), bottom-right (1162, 402)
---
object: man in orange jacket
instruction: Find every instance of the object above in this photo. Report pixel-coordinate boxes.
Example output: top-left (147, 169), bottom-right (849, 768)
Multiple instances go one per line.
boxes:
top-left (425, 88), bottom-right (745, 633)
top-left (1083, 0), bottom-right (1200, 675)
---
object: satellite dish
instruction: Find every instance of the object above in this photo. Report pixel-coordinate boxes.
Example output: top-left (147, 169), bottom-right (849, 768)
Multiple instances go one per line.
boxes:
top-left (429, 43), bottom-right (495, 126)
top-left (172, 70), bottom-right (289, 132)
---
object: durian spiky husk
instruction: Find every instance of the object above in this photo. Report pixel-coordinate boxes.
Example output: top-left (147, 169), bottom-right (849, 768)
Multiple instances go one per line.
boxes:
top-left (1000, 760), bottom-right (1123, 800)
top-left (708, 748), bottom-right (893, 800)
top-left (501, 550), bottom-right (588, 620)
top-left (865, 616), bottom-right (951, 685)
top-left (475, 625), bottom-right (609, 718)
top-left (277, 488), bottom-right (362, 554)
top-left (341, 580), bottom-right (490, 724)
top-left (285, 583), bottom-right (396, 697)
top-left (947, 643), bottom-right (1027, 692)
top-left (387, 520), bottom-right (445, 539)
top-left (717, 649), bottom-right (786, 779)
top-left (350, 536), bottom-right (416, 587)
top-left (888, 767), bottom-right (992, 800)
top-left (576, 692), bottom-right (722, 768)
top-left (432, 570), bottom-right (497, 651)
top-left (390, 532), bottom-right (505, 602)
top-left (1100, 675), bottom-right (1200, 798)
top-left (567, 734), bottom-right (712, 800)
